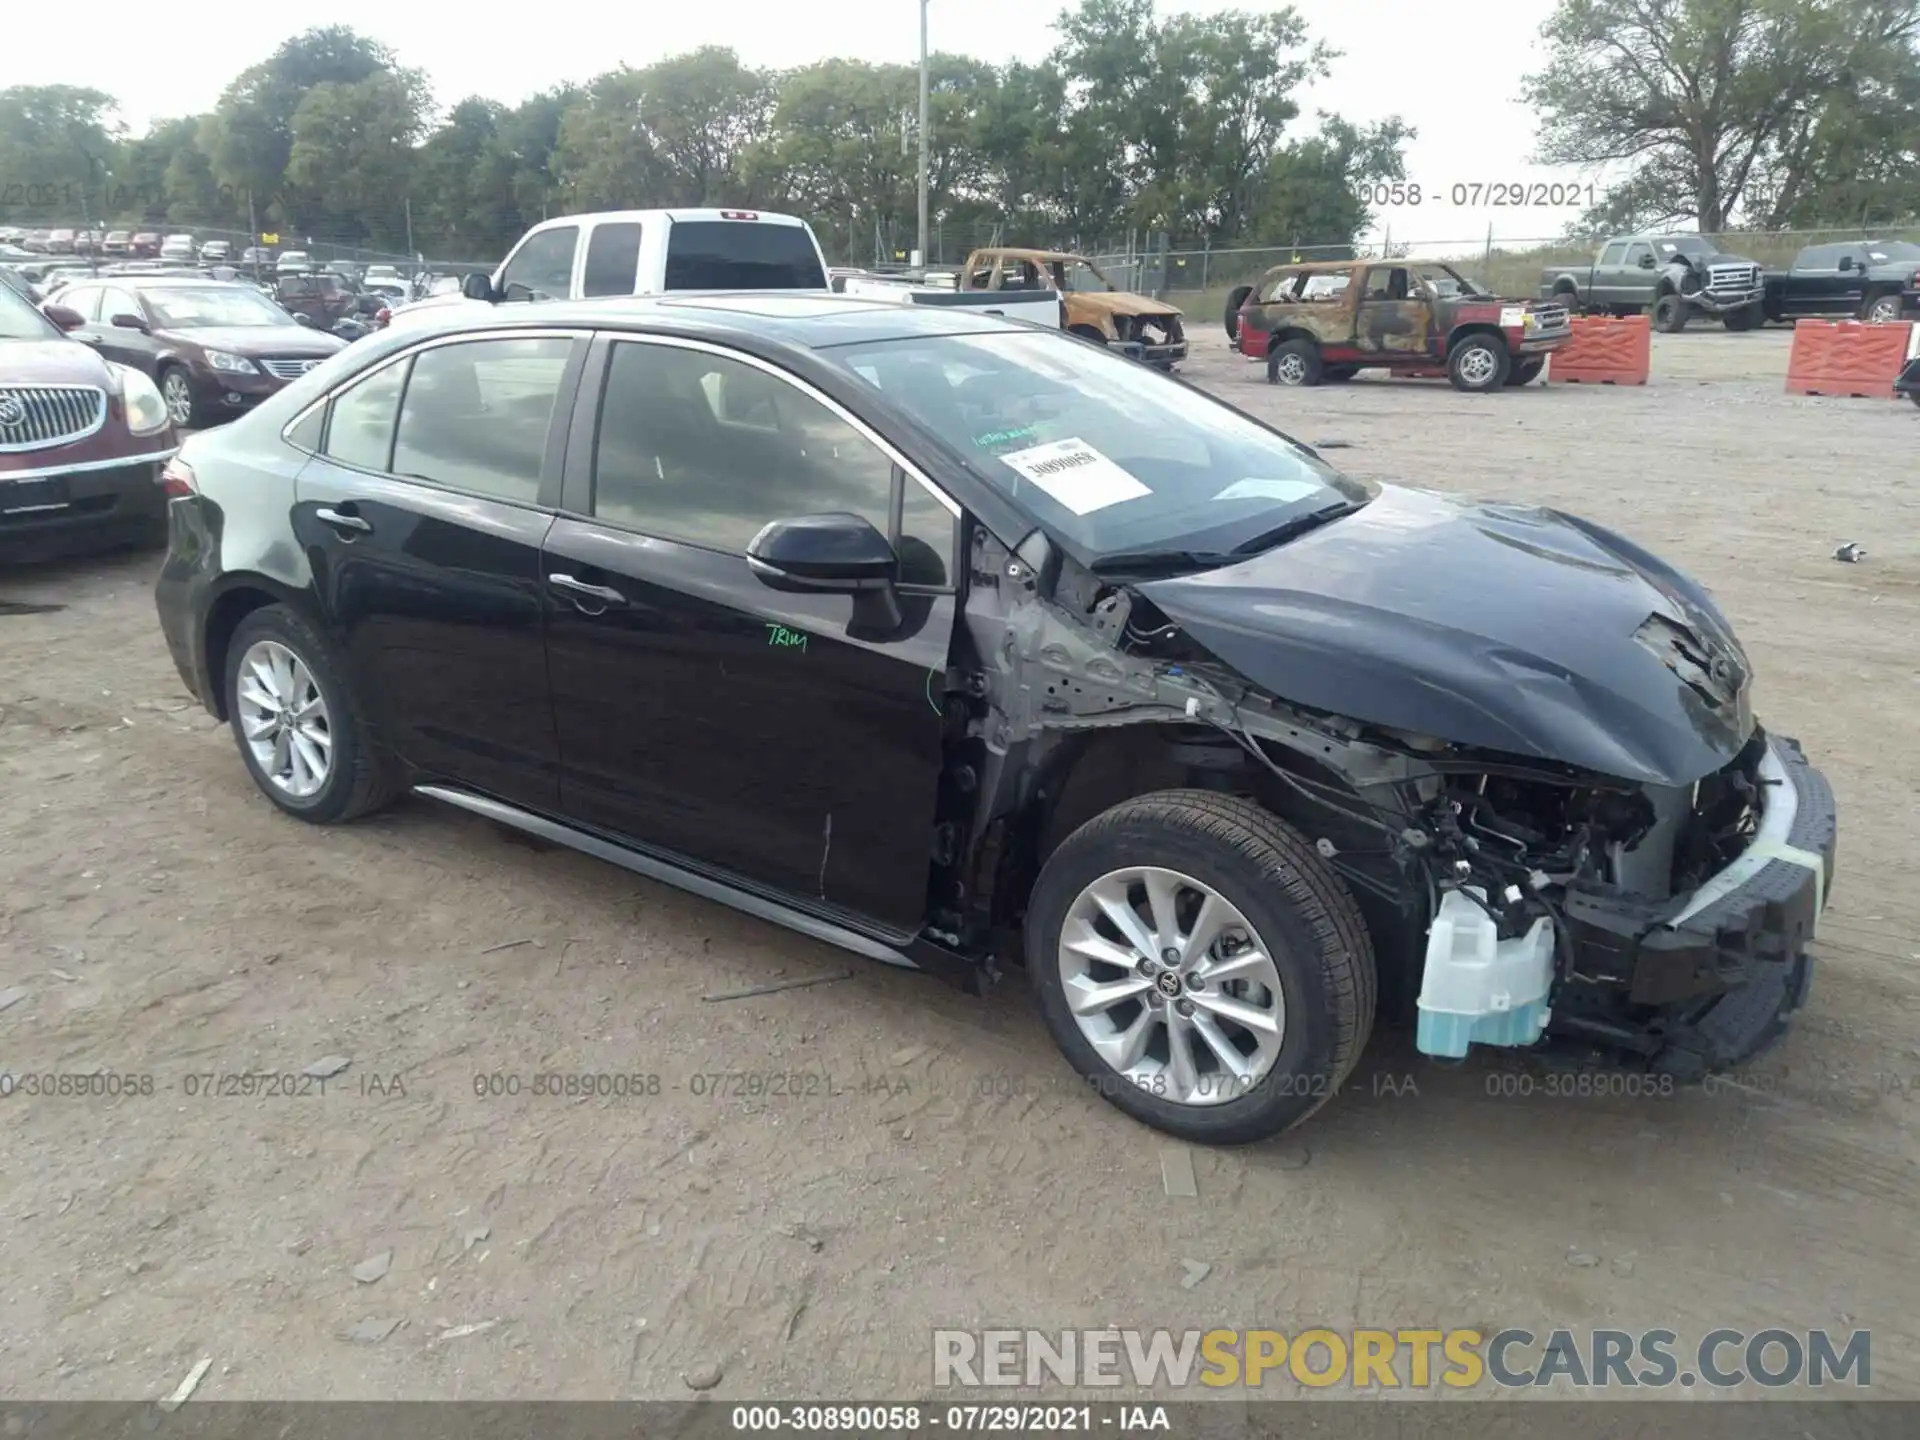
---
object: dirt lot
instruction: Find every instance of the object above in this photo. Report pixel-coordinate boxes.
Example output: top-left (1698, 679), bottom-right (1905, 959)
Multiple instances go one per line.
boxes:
top-left (2, 328), bottom-right (1917, 1405)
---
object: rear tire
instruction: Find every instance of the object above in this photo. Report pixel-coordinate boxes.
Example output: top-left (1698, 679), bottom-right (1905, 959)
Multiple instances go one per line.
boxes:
top-left (1025, 790), bottom-right (1376, 1144)
top-left (1267, 338), bottom-right (1323, 387)
top-left (224, 604), bottom-right (398, 825)
top-left (1863, 292), bottom-right (1903, 324)
top-left (1447, 334), bottom-right (1510, 392)
top-left (1652, 293), bottom-right (1689, 333)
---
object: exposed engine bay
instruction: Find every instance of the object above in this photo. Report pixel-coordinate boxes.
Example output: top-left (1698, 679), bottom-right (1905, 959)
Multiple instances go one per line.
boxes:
top-left (934, 513), bottom-right (1835, 1078)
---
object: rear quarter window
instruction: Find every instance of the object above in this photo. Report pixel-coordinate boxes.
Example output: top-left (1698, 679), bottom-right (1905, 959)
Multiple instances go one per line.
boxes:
top-left (663, 221), bottom-right (825, 291)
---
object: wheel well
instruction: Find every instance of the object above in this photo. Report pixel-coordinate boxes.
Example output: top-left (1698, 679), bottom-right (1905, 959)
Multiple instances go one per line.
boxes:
top-left (1267, 327), bottom-right (1319, 353)
top-left (203, 585), bottom-right (281, 721)
top-left (1445, 323), bottom-right (1505, 353)
top-left (982, 724), bottom-right (1425, 1006)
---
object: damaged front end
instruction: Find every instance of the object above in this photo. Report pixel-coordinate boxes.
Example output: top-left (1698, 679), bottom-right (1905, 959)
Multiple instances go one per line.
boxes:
top-left (1400, 728), bottom-right (1834, 1075)
top-left (945, 486), bottom-right (1836, 1078)
top-left (1113, 312), bottom-right (1189, 367)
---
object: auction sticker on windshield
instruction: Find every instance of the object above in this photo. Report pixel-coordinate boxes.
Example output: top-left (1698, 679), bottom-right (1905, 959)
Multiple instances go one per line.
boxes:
top-left (997, 437), bottom-right (1150, 515)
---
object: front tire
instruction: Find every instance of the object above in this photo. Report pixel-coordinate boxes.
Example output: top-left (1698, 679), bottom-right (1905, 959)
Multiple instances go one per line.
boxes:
top-left (1025, 791), bottom-right (1376, 1144)
top-left (1447, 334), bottom-right (1510, 392)
top-left (1722, 305), bottom-right (1759, 331)
top-left (1652, 293), bottom-right (1689, 333)
top-left (158, 365), bottom-right (200, 429)
top-left (225, 604), bottom-right (397, 825)
top-left (1266, 338), bottom-right (1323, 387)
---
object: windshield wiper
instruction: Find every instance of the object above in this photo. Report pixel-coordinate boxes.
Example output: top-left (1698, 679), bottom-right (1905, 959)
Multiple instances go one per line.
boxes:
top-left (1227, 499), bottom-right (1364, 556)
top-left (1089, 500), bottom-right (1366, 580)
top-left (1088, 548), bottom-right (1238, 579)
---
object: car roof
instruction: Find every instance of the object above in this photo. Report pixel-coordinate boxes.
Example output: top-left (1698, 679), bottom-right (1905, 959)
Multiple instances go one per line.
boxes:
top-left (392, 292), bottom-right (1027, 349)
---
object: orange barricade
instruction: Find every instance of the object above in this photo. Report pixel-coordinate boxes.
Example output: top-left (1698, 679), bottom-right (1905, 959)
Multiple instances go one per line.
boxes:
top-left (1784, 319), bottom-right (1919, 399)
top-left (1547, 315), bottom-right (1651, 385)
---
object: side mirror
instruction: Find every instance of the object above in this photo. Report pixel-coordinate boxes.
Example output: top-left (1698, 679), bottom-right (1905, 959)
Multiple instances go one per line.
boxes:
top-left (110, 312), bottom-right (148, 333)
top-left (461, 272), bottom-right (497, 301)
top-left (1837, 255), bottom-right (1855, 271)
top-left (1637, 254), bottom-right (1656, 269)
top-left (748, 513), bottom-right (898, 593)
top-left (42, 303), bottom-right (85, 331)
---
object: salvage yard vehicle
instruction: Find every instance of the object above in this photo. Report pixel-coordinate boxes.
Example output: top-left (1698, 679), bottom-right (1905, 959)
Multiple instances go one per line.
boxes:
top-left (50, 276), bottom-right (344, 429)
top-left (2, 279), bottom-right (177, 562)
top-left (1542, 234), bottom-right (1767, 332)
top-left (1232, 259), bottom-right (1570, 391)
top-left (955, 248), bottom-right (1187, 368)
top-left (1760, 240), bottom-right (1920, 325)
top-left (153, 293), bottom-right (1836, 1145)
top-left (384, 209), bottom-right (831, 330)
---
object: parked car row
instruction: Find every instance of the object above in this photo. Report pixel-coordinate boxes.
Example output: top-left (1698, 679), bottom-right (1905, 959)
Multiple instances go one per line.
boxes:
top-left (1541, 232), bottom-right (1920, 330)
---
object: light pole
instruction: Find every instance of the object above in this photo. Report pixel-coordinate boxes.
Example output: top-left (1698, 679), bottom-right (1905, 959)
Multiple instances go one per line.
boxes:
top-left (917, 0), bottom-right (930, 268)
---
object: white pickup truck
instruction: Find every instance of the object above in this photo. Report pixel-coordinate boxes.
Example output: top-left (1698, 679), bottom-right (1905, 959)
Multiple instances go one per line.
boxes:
top-left (384, 209), bottom-right (1059, 328)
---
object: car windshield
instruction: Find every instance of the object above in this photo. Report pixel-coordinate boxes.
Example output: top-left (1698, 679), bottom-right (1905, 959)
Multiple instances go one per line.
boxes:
top-left (1415, 264), bottom-right (1483, 297)
top-left (146, 287), bottom-right (295, 328)
top-left (0, 281), bottom-right (56, 340)
top-left (1049, 258), bottom-right (1113, 292)
top-left (1657, 238), bottom-right (1712, 258)
top-left (826, 329), bottom-right (1369, 567)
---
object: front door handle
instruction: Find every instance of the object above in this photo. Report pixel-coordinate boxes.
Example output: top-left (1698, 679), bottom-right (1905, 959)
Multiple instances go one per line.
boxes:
top-left (548, 573), bottom-right (628, 607)
top-left (315, 505), bottom-right (372, 534)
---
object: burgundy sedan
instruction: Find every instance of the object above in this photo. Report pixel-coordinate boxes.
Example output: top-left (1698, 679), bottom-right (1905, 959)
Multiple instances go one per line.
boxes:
top-left (1, 282), bottom-right (178, 562)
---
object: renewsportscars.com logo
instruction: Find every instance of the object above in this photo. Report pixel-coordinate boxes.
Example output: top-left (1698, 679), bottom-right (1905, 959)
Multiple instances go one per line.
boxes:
top-left (932, 1327), bottom-right (1871, 1391)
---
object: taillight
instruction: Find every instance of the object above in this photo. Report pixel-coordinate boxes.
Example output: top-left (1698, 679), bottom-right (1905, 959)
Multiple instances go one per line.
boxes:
top-left (375, 307), bottom-right (391, 327)
top-left (719, 210), bottom-right (759, 221)
top-left (160, 457), bottom-right (198, 498)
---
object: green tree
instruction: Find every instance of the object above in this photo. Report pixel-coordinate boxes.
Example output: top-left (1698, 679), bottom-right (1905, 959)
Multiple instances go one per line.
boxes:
top-left (1524, 0), bottom-right (1920, 231)
top-left (284, 71), bottom-right (425, 244)
top-left (208, 27), bottom-right (427, 226)
top-left (0, 85), bottom-right (121, 222)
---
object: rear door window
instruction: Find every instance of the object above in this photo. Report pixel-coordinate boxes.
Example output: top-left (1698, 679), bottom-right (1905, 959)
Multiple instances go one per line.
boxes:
top-left (389, 336), bottom-right (574, 503)
top-left (581, 222), bottom-right (643, 298)
top-left (57, 285), bottom-right (101, 320)
top-left (662, 221), bottom-right (825, 291)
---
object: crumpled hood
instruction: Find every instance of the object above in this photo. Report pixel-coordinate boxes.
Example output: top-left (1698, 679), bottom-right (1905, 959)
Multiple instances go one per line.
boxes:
top-left (1137, 484), bottom-right (1755, 786)
top-left (1073, 291), bottom-right (1182, 319)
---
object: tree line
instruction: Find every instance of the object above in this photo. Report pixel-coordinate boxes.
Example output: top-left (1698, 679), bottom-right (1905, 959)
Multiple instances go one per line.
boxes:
top-left (1, 0), bottom-right (1915, 267)
top-left (0, 0), bottom-right (1411, 264)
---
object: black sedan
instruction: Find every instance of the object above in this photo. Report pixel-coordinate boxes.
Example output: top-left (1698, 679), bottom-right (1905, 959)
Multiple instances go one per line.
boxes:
top-left (152, 294), bottom-right (1835, 1143)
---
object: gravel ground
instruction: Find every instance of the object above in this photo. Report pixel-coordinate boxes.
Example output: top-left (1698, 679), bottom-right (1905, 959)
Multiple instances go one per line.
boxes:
top-left (1, 327), bottom-right (1916, 1404)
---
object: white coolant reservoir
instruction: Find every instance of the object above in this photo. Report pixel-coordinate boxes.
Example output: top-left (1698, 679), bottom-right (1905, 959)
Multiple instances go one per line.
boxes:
top-left (1416, 887), bottom-right (1556, 1058)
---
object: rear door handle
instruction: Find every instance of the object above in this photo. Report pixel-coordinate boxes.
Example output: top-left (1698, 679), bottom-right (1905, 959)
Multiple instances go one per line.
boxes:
top-left (315, 505), bottom-right (371, 534)
top-left (548, 573), bottom-right (628, 607)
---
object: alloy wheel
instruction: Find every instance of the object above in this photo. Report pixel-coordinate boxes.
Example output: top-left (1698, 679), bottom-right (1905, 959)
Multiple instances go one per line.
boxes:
top-left (161, 371), bottom-right (194, 427)
top-left (1056, 866), bottom-right (1286, 1106)
top-left (1456, 345), bottom-right (1498, 387)
top-left (1273, 353), bottom-right (1307, 385)
top-left (1867, 295), bottom-right (1902, 324)
top-left (235, 639), bottom-right (332, 799)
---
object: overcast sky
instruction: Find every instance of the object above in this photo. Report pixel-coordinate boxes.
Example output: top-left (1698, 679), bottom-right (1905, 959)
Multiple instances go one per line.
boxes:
top-left (9, 0), bottom-right (1612, 246)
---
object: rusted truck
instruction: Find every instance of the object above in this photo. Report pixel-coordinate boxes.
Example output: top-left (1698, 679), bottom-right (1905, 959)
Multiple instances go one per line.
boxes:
top-left (958, 248), bottom-right (1187, 367)
top-left (1228, 259), bottom-right (1571, 392)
